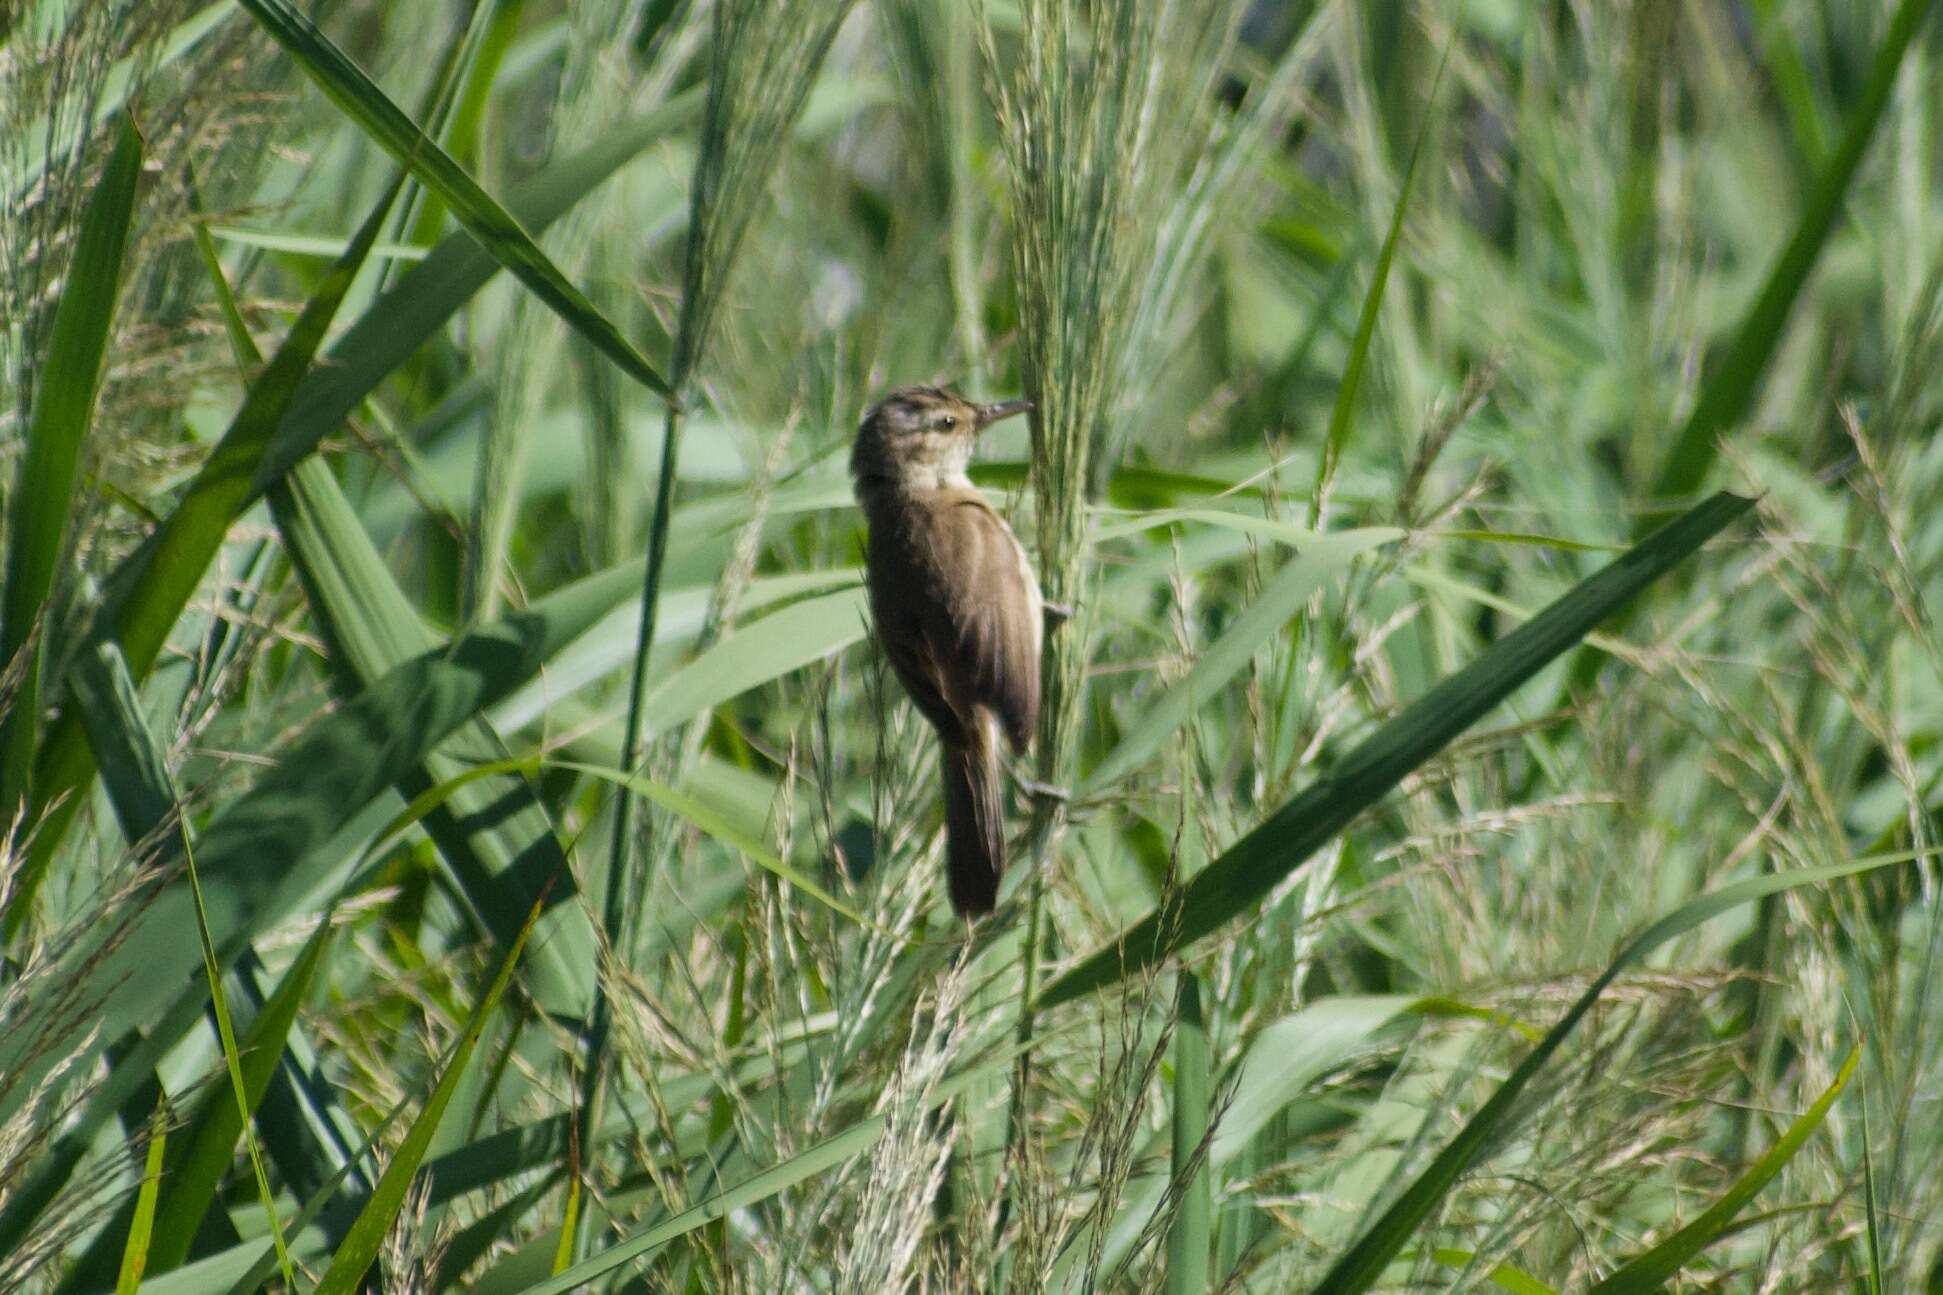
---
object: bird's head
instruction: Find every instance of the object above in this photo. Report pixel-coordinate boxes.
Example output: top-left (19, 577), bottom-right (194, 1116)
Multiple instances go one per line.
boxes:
top-left (851, 385), bottom-right (1032, 490)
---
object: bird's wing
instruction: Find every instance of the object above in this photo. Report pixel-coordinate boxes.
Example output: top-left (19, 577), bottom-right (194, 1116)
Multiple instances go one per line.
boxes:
top-left (920, 495), bottom-right (1041, 752)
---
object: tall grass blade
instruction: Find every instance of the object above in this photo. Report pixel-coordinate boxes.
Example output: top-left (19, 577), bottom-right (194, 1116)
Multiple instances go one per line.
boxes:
top-left (1645, 0), bottom-right (1935, 511)
top-left (113, 1117), bottom-right (166, 1295)
top-left (1309, 867), bottom-right (1902, 1295)
top-left (179, 821), bottom-right (299, 1286)
top-left (233, 0), bottom-right (674, 398)
top-left (0, 112), bottom-right (141, 830)
top-left (1165, 975), bottom-right (1213, 1295)
top-left (1041, 493), bottom-right (1755, 1007)
top-left (1309, 38), bottom-right (1449, 524)
top-left (141, 921), bottom-right (336, 1278)
top-left (309, 895), bottom-right (543, 1295)
top-left (1589, 1043), bottom-right (1861, 1292)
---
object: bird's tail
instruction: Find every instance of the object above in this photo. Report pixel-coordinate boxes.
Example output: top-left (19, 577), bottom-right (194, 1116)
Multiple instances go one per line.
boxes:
top-left (941, 721), bottom-right (1005, 916)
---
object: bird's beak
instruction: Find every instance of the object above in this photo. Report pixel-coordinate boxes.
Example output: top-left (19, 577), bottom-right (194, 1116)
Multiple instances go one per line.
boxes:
top-left (973, 398), bottom-right (1033, 431)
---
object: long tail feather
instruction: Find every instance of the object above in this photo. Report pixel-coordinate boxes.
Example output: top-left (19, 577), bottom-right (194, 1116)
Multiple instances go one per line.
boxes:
top-left (941, 727), bottom-right (1004, 915)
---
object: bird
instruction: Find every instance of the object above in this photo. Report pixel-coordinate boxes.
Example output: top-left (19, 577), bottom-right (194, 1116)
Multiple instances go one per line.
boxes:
top-left (851, 385), bottom-right (1042, 915)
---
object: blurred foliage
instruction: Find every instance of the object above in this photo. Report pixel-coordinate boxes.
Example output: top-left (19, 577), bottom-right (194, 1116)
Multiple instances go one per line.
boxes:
top-left (2, 0), bottom-right (1942, 1291)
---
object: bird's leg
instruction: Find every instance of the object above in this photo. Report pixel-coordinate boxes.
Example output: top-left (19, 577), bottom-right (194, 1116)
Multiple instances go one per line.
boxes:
top-left (1009, 759), bottom-right (1069, 805)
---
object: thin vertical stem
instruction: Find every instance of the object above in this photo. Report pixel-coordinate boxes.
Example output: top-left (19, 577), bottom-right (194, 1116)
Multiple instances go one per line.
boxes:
top-left (574, 394), bottom-right (684, 1255)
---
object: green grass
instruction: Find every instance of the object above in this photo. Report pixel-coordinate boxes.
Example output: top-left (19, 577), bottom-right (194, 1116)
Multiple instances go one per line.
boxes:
top-left (3, 1), bottom-right (1941, 1291)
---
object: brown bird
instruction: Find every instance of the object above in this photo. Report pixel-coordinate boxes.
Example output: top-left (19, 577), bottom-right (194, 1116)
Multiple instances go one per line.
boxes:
top-left (852, 385), bottom-right (1041, 915)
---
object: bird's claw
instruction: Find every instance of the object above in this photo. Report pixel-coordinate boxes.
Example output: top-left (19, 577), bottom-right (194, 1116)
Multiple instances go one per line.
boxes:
top-left (1042, 601), bottom-right (1074, 630)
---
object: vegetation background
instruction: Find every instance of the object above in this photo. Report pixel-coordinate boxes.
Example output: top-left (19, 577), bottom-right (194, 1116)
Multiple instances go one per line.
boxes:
top-left (2, 0), bottom-right (1939, 1290)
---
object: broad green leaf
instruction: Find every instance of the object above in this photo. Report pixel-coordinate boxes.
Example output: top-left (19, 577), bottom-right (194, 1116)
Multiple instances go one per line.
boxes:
top-left (1589, 1043), bottom-right (1861, 1292)
top-left (207, 223), bottom-right (430, 261)
top-left (0, 114), bottom-right (142, 829)
top-left (1040, 493), bottom-right (1755, 1007)
top-left (1084, 528), bottom-right (1400, 794)
top-left (637, 586), bottom-right (869, 735)
top-left (234, 0), bottom-right (673, 399)
top-left (1310, 861), bottom-right (1908, 1295)
top-left (311, 896), bottom-right (543, 1295)
top-left (272, 454), bottom-right (596, 1015)
top-left (356, 755), bottom-right (862, 922)
top-left (1646, 0), bottom-right (1934, 508)
top-left (1211, 996), bottom-right (1415, 1165)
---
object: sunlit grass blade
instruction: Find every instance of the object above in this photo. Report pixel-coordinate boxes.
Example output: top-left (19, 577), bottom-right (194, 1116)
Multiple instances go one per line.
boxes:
top-left (1588, 1043), bottom-right (1861, 1293)
top-left (1040, 492), bottom-right (1755, 1007)
top-left (351, 754), bottom-right (864, 922)
top-left (1309, 863), bottom-right (1905, 1295)
top-left (1165, 975), bottom-right (1212, 1295)
top-left (1425, 1249), bottom-right (1558, 1295)
top-left (113, 1116), bottom-right (167, 1295)
top-left (1645, 0), bottom-right (1934, 511)
top-left (233, 0), bottom-right (674, 400)
top-left (179, 821), bottom-right (299, 1287)
top-left (309, 893), bottom-right (543, 1295)
top-left (1083, 528), bottom-right (1399, 795)
top-left (0, 112), bottom-right (141, 831)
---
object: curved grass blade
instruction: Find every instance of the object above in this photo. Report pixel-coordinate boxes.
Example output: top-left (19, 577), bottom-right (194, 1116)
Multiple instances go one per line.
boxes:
top-left (1645, 0), bottom-right (1935, 511)
top-left (234, 0), bottom-right (673, 400)
top-left (637, 586), bottom-right (868, 735)
top-left (1309, 864), bottom-right (1905, 1295)
top-left (1040, 492), bottom-right (1755, 1008)
top-left (0, 113), bottom-right (142, 825)
top-left (1083, 528), bottom-right (1399, 795)
top-left (1588, 1043), bottom-right (1861, 1293)
top-left (310, 894), bottom-right (544, 1295)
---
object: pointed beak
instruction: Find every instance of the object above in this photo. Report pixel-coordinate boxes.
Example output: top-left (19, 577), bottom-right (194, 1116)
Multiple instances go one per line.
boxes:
top-left (973, 397), bottom-right (1033, 431)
